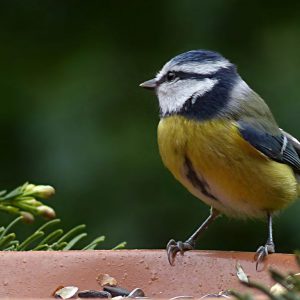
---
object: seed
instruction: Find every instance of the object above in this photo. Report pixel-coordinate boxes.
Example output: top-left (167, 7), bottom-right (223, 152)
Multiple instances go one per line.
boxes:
top-left (103, 286), bottom-right (130, 297)
top-left (78, 290), bottom-right (112, 298)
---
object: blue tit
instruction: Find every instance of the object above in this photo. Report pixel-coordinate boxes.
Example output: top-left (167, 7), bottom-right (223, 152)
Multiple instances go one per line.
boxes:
top-left (140, 50), bottom-right (300, 268)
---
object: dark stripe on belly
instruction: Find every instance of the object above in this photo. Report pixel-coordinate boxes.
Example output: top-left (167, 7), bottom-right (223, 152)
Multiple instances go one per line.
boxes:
top-left (184, 156), bottom-right (218, 201)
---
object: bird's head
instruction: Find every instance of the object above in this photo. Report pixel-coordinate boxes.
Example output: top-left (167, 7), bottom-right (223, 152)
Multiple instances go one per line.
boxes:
top-left (140, 50), bottom-right (242, 120)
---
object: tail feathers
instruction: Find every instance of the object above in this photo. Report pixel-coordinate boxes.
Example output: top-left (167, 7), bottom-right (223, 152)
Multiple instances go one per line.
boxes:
top-left (297, 174), bottom-right (300, 196)
top-left (281, 129), bottom-right (300, 178)
top-left (281, 129), bottom-right (300, 157)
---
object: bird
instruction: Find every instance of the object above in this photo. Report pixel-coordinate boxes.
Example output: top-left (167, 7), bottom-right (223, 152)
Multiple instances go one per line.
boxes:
top-left (139, 49), bottom-right (300, 269)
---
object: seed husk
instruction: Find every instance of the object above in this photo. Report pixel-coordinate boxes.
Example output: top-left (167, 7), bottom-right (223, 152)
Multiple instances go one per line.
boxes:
top-left (97, 274), bottom-right (118, 287)
top-left (128, 288), bottom-right (145, 298)
top-left (78, 290), bottom-right (112, 298)
top-left (54, 286), bottom-right (78, 299)
top-left (236, 263), bottom-right (249, 283)
top-left (111, 297), bottom-right (123, 300)
top-left (103, 286), bottom-right (130, 297)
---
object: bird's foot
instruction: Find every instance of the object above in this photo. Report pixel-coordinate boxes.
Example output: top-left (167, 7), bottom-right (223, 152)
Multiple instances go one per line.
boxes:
top-left (166, 239), bottom-right (194, 266)
top-left (255, 242), bottom-right (275, 271)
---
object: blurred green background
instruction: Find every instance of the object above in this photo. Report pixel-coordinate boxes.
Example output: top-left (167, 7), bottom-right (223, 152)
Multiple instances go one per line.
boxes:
top-left (1, 0), bottom-right (300, 252)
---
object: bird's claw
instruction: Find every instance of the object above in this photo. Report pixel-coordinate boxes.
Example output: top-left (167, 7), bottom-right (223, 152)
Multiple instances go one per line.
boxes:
top-left (255, 243), bottom-right (275, 271)
top-left (166, 239), bottom-right (194, 266)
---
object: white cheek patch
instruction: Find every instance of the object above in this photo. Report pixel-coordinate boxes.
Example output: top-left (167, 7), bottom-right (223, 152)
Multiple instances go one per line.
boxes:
top-left (157, 78), bottom-right (219, 115)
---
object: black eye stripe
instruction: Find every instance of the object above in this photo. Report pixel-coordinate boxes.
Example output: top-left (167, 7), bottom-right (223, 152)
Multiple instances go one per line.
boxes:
top-left (174, 71), bottom-right (215, 80)
top-left (157, 65), bottom-right (236, 85)
top-left (158, 71), bottom-right (214, 84)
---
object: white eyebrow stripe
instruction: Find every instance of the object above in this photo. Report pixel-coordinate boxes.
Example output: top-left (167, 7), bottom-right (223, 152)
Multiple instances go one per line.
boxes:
top-left (156, 60), bottom-right (231, 81)
top-left (171, 60), bottom-right (231, 74)
top-left (155, 60), bottom-right (173, 81)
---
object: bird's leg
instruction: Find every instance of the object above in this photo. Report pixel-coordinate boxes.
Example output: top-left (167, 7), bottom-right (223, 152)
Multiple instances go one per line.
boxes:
top-left (166, 207), bottom-right (220, 265)
top-left (255, 213), bottom-right (275, 270)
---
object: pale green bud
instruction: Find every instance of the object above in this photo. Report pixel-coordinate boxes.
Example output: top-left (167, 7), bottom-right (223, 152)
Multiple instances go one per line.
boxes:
top-left (25, 183), bottom-right (35, 191)
top-left (36, 205), bottom-right (56, 219)
top-left (24, 184), bottom-right (36, 193)
top-left (22, 198), bottom-right (41, 206)
top-left (20, 211), bottom-right (35, 223)
top-left (32, 185), bottom-right (55, 199)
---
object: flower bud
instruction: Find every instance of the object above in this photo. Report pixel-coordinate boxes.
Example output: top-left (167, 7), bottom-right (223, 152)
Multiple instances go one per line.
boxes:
top-left (32, 185), bottom-right (55, 199)
top-left (20, 211), bottom-right (35, 223)
top-left (24, 184), bottom-right (36, 193)
top-left (36, 205), bottom-right (56, 219)
top-left (23, 198), bottom-right (41, 206)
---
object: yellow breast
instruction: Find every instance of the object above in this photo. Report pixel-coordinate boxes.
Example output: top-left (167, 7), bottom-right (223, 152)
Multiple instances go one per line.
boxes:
top-left (157, 116), bottom-right (298, 218)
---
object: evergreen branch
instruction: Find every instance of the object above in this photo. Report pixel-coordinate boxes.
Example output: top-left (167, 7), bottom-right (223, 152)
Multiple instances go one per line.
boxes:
top-left (63, 233), bottom-right (88, 250)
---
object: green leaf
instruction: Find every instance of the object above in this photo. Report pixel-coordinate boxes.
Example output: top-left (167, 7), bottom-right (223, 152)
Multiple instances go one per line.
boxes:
top-left (63, 233), bottom-right (87, 250)
top-left (2, 186), bottom-right (23, 200)
top-left (0, 190), bottom-right (7, 197)
top-left (0, 233), bottom-right (16, 249)
top-left (37, 218), bottom-right (61, 232)
top-left (241, 280), bottom-right (281, 300)
top-left (51, 242), bottom-right (68, 250)
top-left (3, 240), bottom-right (19, 250)
top-left (294, 251), bottom-right (300, 268)
top-left (0, 216), bottom-right (23, 239)
top-left (57, 224), bottom-right (86, 243)
top-left (3, 245), bottom-right (17, 251)
top-left (112, 241), bottom-right (127, 250)
top-left (0, 205), bottom-right (20, 215)
top-left (7, 240), bottom-right (19, 247)
top-left (38, 229), bottom-right (64, 245)
top-left (17, 231), bottom-right (45, 250)
top-left (82, 236), bottom-right (105, 250)
top-left (269, 269), bottom-right (292, 291)
top-left (32, 244), bottom-right (50, 250)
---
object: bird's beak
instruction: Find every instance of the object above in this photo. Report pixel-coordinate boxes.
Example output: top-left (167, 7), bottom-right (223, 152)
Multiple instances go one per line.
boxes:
top-left (139, 78), bottom-right (157, 90)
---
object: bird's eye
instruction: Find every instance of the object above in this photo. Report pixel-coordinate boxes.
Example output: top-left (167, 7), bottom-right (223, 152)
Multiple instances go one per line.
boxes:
top-left (166, 72), bottom-right (177, 82)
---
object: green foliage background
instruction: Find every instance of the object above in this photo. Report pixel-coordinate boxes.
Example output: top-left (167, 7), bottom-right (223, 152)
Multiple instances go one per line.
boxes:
top-left (1, 1), bottom-right (300, 252)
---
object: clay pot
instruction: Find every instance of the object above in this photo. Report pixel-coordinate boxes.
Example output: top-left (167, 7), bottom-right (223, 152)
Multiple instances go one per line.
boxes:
top-left (0, 250), bottom-right (297, 299)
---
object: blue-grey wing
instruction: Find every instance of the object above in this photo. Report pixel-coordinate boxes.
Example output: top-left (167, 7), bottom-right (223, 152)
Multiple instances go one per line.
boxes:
top-left (238, 121), bottom-right (300, 173)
